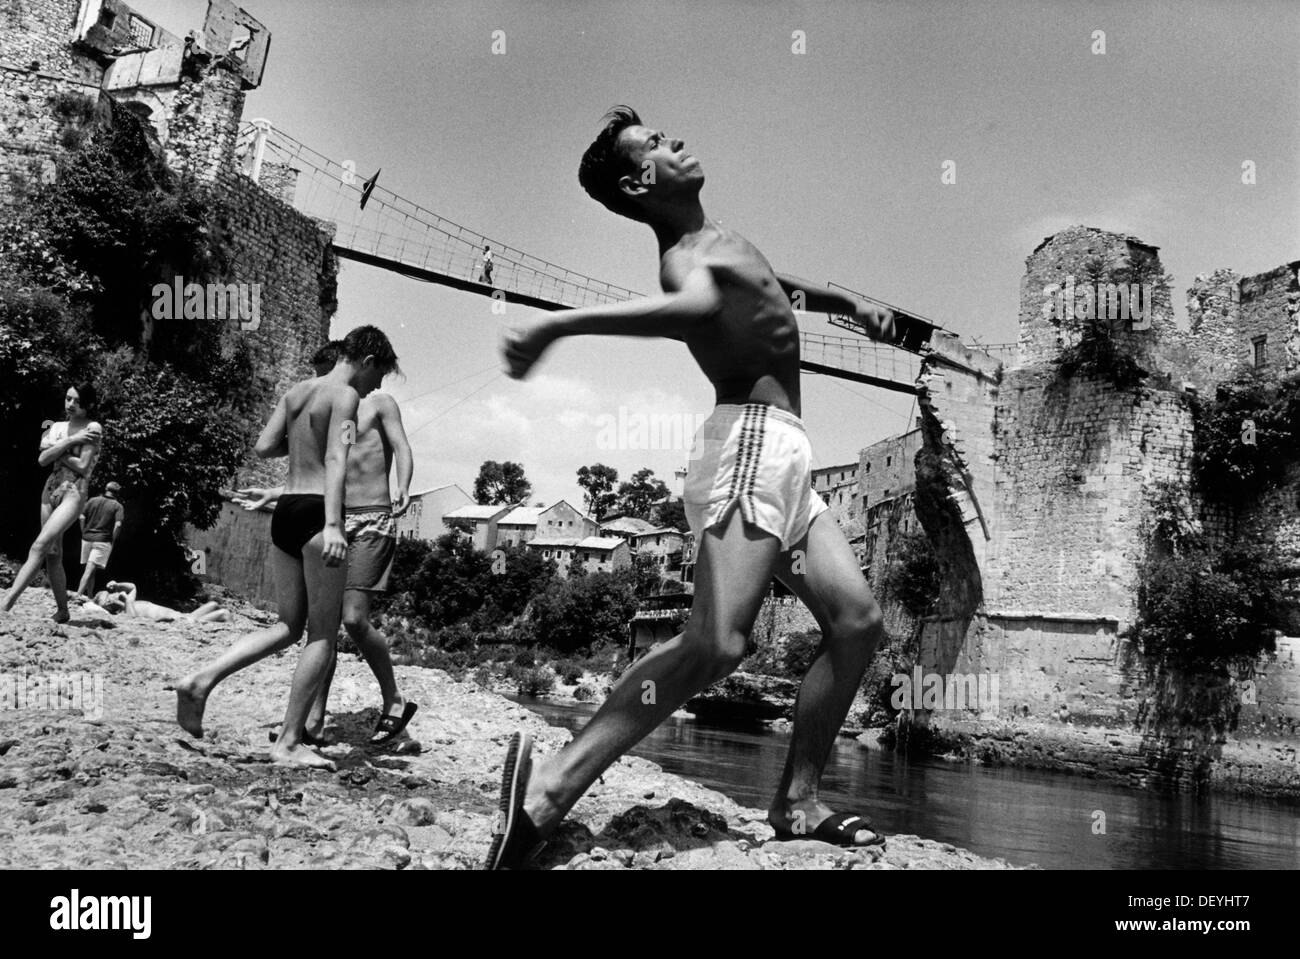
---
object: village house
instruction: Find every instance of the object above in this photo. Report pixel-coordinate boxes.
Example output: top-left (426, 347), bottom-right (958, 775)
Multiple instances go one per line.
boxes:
top-left (495, 500), bottom-right (597, 548)
top-left (527, 536), bottom-right (631, 578)
top-left (441, 503), bottom-right (513, 553)
top-left (394, 484), bottom-right (473, 542)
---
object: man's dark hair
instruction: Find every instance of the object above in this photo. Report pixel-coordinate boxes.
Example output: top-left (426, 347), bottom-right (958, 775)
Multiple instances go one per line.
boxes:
top-left (579, 105), bottom-right (649, 223)
top-left (310, 339), bottom-right (344, 370)
top-left (71, 380), bottom-right (98, 414)
top-left (341, 325), bottom-right (400, 376)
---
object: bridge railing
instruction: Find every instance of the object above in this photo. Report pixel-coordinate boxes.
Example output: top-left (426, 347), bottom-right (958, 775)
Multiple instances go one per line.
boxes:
top-left (236, 120), bottom-right (643, 311)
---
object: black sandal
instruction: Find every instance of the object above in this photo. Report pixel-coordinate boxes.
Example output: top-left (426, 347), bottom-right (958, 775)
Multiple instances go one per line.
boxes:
top-left (773, 811), bottom-right (886, 848)
top-left (369, 702), bottom-right (418, 745)
top-left (484, 732), bottom-right (546, 870)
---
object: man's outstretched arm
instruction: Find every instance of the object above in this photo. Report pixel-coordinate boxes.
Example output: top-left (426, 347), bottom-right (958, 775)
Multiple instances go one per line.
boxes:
top-left (503, 265), bottom-right (721, 378)
top-left (775, 272), bottom-right (902, 343)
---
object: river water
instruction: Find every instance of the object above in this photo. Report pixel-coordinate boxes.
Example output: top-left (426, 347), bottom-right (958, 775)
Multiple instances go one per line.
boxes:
top-left (510, 697), bottom-right (1300, 870)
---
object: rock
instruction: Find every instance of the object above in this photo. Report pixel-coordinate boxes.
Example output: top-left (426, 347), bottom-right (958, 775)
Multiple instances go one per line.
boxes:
top-left (685, 672), bottom-right (799, 724)
top-left (390, 797), bottom-right (439, 827)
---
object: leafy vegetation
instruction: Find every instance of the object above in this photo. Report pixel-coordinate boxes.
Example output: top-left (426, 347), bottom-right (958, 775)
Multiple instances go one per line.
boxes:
top-left (1190, 368), bottom-right (1300, 504)
top-left (879, 530), bottom-right (940, 617)
top-left (0, 94), bottom-right (265, 595)
top-left (472, 460), bottom-right (532, 505)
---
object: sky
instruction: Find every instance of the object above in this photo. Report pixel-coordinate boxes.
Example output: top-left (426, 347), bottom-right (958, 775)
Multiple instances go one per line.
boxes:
top-left (134, 0), bottom-right (1300, 509)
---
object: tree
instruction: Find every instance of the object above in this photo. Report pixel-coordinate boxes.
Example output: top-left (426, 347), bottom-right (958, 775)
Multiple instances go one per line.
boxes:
top-left (530, 571), bottom-right (638, 654)
top-left (653, 498), bottom-right (689, 532)
top-left (576, 463), bottom-right (619, 520)
top-left (615, 467), bottom-right (671, 520)
top-left (474, 460), bottom-right (532, 505)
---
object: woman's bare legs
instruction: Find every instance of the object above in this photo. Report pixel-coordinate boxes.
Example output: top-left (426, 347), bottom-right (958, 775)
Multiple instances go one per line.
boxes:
top-left (2, 494), bottom-right (83, 620)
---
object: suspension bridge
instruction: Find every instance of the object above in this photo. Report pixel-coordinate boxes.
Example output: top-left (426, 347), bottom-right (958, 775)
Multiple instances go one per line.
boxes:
top-left (236, 121), bottom-right (1014, 395)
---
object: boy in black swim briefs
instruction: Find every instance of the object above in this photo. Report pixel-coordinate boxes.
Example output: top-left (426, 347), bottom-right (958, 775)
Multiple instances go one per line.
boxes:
top-left (175, 326), bottom-right (401, 769)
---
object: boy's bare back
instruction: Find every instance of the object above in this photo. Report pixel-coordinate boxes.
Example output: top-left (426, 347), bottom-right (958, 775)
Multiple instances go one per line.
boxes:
top-left (660, 225), bottom-right (802, 416)
top-left (281, 377), bottom-right (359, 494)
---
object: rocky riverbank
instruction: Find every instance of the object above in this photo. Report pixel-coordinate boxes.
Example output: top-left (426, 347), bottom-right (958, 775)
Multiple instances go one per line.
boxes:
top-left (863, 718), bottom-right (1300, 804)
top-left (0, 586), bottom-right (1024, 870)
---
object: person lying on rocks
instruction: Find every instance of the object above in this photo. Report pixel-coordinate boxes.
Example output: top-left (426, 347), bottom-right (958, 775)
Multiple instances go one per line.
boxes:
top-left (81, 582), bottom-right (230, 623)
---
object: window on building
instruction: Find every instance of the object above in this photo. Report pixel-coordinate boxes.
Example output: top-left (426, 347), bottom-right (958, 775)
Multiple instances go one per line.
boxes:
top-left (98, 8), bottom-right (117, 29)
top-left (1253, 336), bottom-right (1267, 368)
top-left (886, 456), bottom-right (892, 467)
top-left (127, 14), bottom-right (153, 47)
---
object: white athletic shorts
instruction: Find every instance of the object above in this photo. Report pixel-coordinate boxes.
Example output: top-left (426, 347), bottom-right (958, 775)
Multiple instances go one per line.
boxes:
top-left (80, 540), bottom-right (112, 568)
top-left (684, 403), bottom-right (829, 551)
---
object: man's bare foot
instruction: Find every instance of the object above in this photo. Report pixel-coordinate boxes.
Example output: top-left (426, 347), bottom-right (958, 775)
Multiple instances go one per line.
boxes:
top-left (768, 799), bottom-right (884, 846)
top-left (175, 676), bottom-right (208, 738)
top-left (521, 756), bottom-right (567, 839)
top-left (52, 608), bottom-right (70, 624)
top-left (269, 741), bottom-right (336, 770)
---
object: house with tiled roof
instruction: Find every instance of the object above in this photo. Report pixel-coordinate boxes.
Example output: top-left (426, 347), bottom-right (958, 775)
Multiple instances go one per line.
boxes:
top-left (526, 535), bottom-right (631, 578)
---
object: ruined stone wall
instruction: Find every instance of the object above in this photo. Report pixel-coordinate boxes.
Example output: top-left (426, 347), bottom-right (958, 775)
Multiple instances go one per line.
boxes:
top-left (987, 369), bottom-right (1195, 623)
top-left (860, 428), bottom-right (921, 511)
top-left (186, 499), bottom-right (276, 608)
top-left (1154, 270), bottom-right (1242, 394)
top-left (2, 0), bottom-right (337, 497)
top-left (1018, 225), bottom-right (1174, 369)
top-left (0, 0), bottom-right (108, 209)
top-left (0, 68), bottom-right (84, 204)
top-left (1237, 262), bottom-right (1300, 372)
top-left (1, 0), bottom-right (89, 80)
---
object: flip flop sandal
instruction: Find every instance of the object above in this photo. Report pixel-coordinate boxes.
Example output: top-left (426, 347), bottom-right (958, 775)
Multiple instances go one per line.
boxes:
top-left (773, 812), bottom-right (887, 848)
top-left (369, 702), bottom-right (418, 745)
top-left (484, 731), bottom-right (546, 870)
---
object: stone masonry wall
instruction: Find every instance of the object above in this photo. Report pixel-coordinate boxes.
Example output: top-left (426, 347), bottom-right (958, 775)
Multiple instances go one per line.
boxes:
top-left (1, 0), bottom-right (89, 80)
top-left (1018, 225), bottom-right (1174, 369)
top-left (2, 0), bottom-right (337, 517)
top-left (987, 369), bottom-right (1195, 623)
top-left (892, 229), bottom-right (1300, 745)
top-left (1237, 261), bottom-right (1300, 372)
top-left (186, 498), bottom-right (275, 608)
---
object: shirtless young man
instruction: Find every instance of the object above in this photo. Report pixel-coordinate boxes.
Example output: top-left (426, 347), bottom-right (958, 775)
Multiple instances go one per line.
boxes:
top-left (241, 341), bottom-right (418, 746)
top-left (87, 581), bottom-right (229, 623)
top-left (175, 326), bottom-right (399, 769)
top-left (488, 106), bottom-right (922, 868)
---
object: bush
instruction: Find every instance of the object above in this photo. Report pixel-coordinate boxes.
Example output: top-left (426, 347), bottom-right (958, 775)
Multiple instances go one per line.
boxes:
top-left (880, 531), bottom-right (940, 617)
top-left (554, 658), bottom-right (585, 685)
top-left (573, 683), bottom-right (597, 702)
top-left (1128, 544), bottom-right (1283, 670)
top-left (0, 95), bottom-right (275, 596)
top-left (530, 571), bottom-right (638, 653)
top-left (1192, 369), bottom-right (1296, 503)
top-left (782, 630), bottom-right (822, 676)
top-left (515, 666), bottom-right (556, 698)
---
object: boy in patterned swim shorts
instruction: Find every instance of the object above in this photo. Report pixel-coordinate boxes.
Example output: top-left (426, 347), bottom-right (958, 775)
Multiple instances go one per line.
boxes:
top-left (489, 106), bottom-right (933, 868)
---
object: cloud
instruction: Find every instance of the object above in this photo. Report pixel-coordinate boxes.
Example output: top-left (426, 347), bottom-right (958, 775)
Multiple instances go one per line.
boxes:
top-left (1010, 191), bottom-right (1174, 257)
top-left (400, 373), bottom-right (699, 507)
